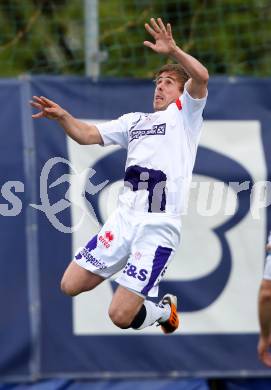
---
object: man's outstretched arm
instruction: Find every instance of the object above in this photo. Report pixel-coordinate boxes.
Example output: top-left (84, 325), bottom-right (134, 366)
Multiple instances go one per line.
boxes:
top-left (258, 239), bottom-right (271, 367)
top-left (258, 279), bottom-right (271, 367)
top-left (144, 17), bottom-right (209, 99)
top-left (30, 96), bottom-right (102, 145)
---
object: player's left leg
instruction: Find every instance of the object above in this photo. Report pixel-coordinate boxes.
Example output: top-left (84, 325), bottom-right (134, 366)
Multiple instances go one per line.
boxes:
top-left (108, 285), bottom-right (178, 332)
top-left (61, 208), bottom-right (130, 297)
top-left (61, 260), bottom-right (105, 296)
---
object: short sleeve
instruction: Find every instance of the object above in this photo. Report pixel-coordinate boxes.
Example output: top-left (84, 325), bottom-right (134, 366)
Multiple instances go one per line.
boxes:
top-left (180, 84), bottom-right (208, 137)
top-left (96, 114), bottom-right (130, 149)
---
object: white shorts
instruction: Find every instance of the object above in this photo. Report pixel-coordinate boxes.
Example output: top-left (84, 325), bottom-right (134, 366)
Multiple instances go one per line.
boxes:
top-left (73, 207), bottom-right (181, 297)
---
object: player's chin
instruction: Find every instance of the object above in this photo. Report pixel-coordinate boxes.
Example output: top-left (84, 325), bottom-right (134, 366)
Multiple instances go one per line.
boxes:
top-left (153, 101), bottom-right (166, 112)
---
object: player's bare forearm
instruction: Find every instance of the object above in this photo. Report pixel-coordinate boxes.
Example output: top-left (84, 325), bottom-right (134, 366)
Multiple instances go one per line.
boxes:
top-left (259, 280), bottom-right (271, 339)
top-left (169, 46), bottom-right (209, 97)
top-left (30, 95), bottom-right (102, 145)
top-left (258, 281), bottom-right (271, 366)
top-left (57, 112), bottom-right (102, 145)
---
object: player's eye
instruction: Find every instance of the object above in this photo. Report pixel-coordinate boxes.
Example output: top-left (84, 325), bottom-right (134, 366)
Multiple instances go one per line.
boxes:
top-left (154, 78), bottom-right (161, 86)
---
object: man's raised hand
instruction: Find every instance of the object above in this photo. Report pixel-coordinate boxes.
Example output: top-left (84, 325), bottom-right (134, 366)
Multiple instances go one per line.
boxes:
top-left (144, 18), bottom-right (177, 56)
top-left (30, 96), bottom-right (67, 120)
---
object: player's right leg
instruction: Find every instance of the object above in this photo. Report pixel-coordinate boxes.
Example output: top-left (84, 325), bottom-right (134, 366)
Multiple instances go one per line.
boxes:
top-left (108, 285), bottom-right (179, 333)
top-left (61, 261), bottom-right (104, 296)
top-left (113, 211), bottom-right (181, 333)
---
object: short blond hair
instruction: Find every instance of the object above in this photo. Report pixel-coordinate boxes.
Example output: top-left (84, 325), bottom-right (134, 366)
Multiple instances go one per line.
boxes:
top-left (155, 64), bottom-right (189, 92)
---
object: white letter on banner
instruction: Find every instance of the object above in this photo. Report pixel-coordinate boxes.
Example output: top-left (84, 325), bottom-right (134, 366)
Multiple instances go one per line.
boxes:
top-left (251, 181), bottom-right (271, 219)
top-left (224, 181), bottom-right (250, 215)
top-left (196, 181), bottom-right (225, 216)
top-left (0, 181), bottom-right (24, 216)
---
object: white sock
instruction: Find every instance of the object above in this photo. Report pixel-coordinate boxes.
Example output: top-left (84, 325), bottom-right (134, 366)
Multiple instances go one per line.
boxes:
top-left (136, 300), bottom-right (171, 330)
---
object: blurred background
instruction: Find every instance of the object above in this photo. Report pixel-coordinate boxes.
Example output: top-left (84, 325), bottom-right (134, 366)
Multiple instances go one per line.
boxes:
top-left (1, 0), bottom-right (270, 78)
top-left (0, 1), bottom-right (271, 390)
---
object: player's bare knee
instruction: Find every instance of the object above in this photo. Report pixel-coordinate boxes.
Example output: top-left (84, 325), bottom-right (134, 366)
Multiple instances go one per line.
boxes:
top-left (60, 278), bottom-right (80, 297)
top-left (108, 307), bottom-right (132, 329)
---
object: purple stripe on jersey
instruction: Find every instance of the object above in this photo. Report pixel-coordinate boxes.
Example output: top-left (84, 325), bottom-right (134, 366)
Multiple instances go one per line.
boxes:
top-left (141, 246), bottom-right (173, 295)
top-left (86, 235), bottom-right (98, 251)
top-left (75, 235), bottom-right (98, 260)
top-left (124, 165), bottom-right (167, 212)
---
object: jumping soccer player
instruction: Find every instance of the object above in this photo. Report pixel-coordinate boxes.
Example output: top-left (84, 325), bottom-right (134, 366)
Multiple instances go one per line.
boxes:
top-left (30, 18), bottom-right (208, 333)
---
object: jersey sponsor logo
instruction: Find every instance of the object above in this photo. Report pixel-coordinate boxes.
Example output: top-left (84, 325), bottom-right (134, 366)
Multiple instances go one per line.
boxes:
top-left (130, 123), bottom-right (166, 141)
top-left (75, 248), bottom-right (107, 270)
top-left (123, 262), bottom-right (148, 281)
top-left (99, 230), bottom-right (114, 248)
top-left (105, 231), bottom-right (114, 241)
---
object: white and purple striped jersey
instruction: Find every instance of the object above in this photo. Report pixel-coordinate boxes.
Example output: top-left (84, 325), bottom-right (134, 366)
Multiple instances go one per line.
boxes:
top-left (97, 85), bottom-right (207, 215)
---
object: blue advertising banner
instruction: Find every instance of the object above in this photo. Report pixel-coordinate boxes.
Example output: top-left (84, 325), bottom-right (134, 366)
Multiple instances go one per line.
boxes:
top-left (0, 76), bottom-right (271, 381)
top-left (0, 80), bottom-right (31, 379)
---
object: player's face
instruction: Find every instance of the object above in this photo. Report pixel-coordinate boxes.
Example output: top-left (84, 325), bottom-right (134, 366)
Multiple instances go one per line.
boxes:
top-left (153, 72), bottom-right (182, 111)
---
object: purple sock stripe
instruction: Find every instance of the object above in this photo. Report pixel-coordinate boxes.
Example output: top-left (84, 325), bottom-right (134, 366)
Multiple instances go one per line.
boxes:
top-left (141, 246), bottom-right (173, 295)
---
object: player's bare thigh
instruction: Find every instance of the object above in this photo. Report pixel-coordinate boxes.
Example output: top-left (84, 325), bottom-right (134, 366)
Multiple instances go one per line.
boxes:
top-left (61, 261), bottom-right (104, 296)
top-left (108, 285), bottom-right (144, 328)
